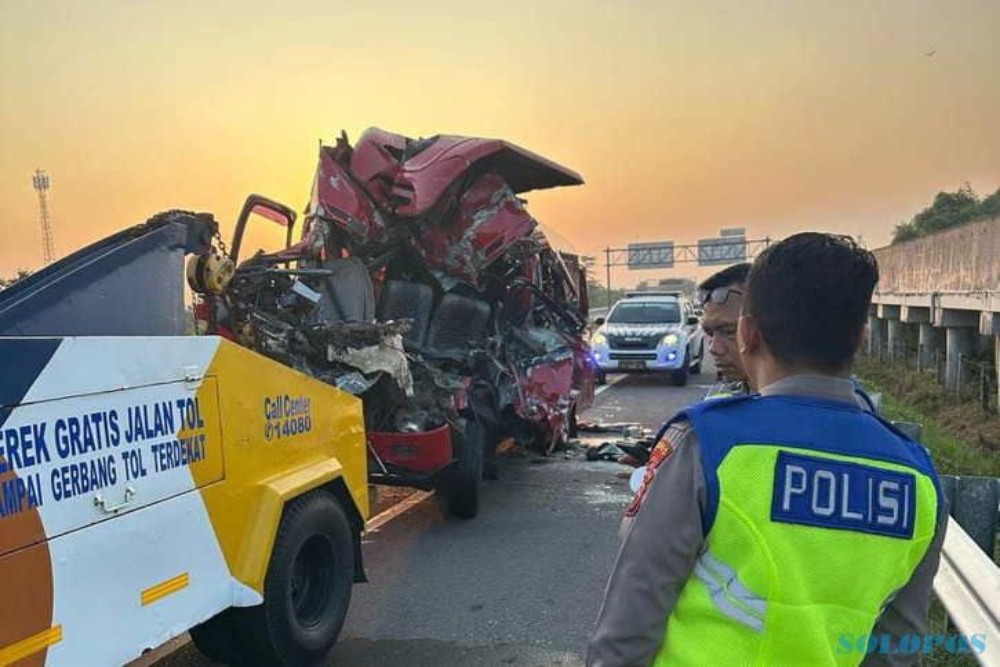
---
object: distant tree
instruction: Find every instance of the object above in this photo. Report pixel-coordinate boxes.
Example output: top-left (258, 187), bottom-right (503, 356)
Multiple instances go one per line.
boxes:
top-left (585, 279), bottom-right (629, 310)
top-left (892, 183), bottom-right (999, 244)
top-left (912, 183), bottom-right (980, 234)
top-left (657, 277), bottom-right (697, 298)
top-left (0, 269), bottom-right (32, 290)
top-left (891, 221), bottom-right (920, 244)
top-left (979, 187), bottom-right (1000, 219)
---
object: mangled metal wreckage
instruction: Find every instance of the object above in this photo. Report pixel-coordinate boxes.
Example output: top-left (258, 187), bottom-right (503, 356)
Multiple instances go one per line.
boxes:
top-left (202, 128), bottom-right (597, 518)
top-left (0, 127), bottom-right (596, 520)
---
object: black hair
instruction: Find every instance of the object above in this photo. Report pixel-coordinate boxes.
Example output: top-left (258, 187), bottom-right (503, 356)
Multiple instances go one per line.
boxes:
top-left (745, 233), bottom-right (878, 373)
top-left (699, 262), bottom-right (751, 292)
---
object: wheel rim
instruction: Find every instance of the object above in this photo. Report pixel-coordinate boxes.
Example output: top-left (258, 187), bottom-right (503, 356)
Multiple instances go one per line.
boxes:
top-left (289, 534), bottom-right (337, 629)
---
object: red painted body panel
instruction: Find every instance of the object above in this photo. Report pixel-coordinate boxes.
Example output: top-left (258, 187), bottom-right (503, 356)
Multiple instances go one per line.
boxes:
top-left (571, 339), bottom-right (597, 412)
top-left (349, 128), bottom-right (407, 210)
top-left (344, 127), bottom-right (583, 218)
top-left (416, 174), bottom-right (537, 283)
top-left (307, 147), bottom-right (388, 245)
top-left (369, 424), bottom-right (453, 474)
top-left (515, 355), bottom-right (576, 446)
top-left (391, 134), bottom-right (584, 216)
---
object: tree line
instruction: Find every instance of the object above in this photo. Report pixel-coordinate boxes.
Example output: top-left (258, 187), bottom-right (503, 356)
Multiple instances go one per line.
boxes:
top-left (0, 269), bottom-right (31, 290)
top-left (892, 183), bottom-right (1000, 244)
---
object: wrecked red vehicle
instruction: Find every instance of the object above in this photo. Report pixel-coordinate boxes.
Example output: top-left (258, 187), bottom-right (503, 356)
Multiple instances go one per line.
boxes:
top-left (190, 128), bottom-right (596, 519)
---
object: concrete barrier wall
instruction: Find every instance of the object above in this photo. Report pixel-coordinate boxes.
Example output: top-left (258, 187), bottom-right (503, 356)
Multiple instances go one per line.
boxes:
top-left (873, 217), bottom-right (1000, 293)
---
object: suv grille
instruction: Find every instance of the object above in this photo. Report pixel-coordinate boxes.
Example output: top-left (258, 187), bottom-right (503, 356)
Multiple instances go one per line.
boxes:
top-left (607, 334), bottom-right (660, 350)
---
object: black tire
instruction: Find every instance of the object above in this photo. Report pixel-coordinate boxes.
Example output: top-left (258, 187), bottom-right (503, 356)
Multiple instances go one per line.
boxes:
top-left (237, 491), bottom-right (355, 667)
top-left (690, 341), bottom-right (704, 375)
top-left (483, 431), bottom-right (499, 481)
top-left (567, 403), bottom-right (579, 439)
top-left (190, 609), bottom-right (244, 665)
top-left (482, 425), bottom-right (500, 481)
top-left (671, 349), bottom-right (690, 387)
top-left (440, 419), bottom-right (485, 520)
top-left (595, 370), bottom-right (607, 386)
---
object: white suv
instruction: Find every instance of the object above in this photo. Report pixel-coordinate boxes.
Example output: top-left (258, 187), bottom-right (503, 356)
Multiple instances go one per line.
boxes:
top-left (590, 292), bottom-right (705, 386)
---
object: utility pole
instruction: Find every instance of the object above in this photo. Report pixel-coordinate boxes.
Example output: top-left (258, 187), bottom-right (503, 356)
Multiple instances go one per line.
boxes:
top-left (32, 169), bottom-right (56, 263)
top-left (605, 247), bottom-right (612, 309)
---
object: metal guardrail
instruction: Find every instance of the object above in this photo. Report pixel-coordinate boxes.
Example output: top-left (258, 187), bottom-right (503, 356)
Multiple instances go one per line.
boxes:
top-left (852, 422), bottom-right (998, 661)
top-left (932, 516), bottom-right (1000, 665)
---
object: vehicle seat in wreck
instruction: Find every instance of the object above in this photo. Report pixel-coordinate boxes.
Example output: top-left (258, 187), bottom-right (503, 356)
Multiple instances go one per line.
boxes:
top-left (378, 280), bottom-right (435, 346)
top-left (314, 257), bottom-right (376, 324)
top-left (425, 293), bottom-right (491, 355)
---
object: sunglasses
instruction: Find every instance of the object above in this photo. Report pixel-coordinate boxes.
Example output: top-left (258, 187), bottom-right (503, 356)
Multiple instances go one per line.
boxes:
top-left (696, 286), bottom-right (743, 307)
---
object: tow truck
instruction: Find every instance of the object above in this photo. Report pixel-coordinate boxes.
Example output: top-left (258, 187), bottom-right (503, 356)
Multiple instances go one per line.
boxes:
top-left (0, 213), bottom-right (368, 666)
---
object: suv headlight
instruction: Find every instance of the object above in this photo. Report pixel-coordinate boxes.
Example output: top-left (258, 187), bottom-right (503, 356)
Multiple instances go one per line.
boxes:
top-left (592, 332), bottom-right (607, 346)
top-left (661, 333), bottom-right (679, 347)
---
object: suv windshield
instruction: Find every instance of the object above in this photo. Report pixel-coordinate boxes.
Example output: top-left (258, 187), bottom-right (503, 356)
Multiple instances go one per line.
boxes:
top-left (608, 301), bottom-right (680, 324)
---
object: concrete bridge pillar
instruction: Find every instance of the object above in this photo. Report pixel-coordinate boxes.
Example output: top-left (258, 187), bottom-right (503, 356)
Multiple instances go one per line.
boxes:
top-left (977, 333), bottom-right (993, 355)
top-left (995, 336), bottom-right (1000, 412)
top-left (980, 313), bottom-right (999, 411)
top-left (945, 327), bottom-right (975, 391)
top-left (887, 319), bottom-right (905, 363)
top-left (867, 315), bottom-right (886, 359)
top-left (876, 305), bottom-right (901, 362)
top-left (918, 323), bottom-right (940, 370)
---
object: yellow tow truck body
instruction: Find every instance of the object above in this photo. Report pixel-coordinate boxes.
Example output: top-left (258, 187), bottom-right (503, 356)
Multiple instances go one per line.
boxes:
top-left (0, 335), bottom-right (368, 666)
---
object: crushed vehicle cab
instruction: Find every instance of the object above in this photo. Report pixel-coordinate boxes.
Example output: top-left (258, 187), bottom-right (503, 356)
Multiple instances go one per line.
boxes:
top-left (0, 214), bottom-right (368, 666)
top-left (193, 128), bottom-right (595, 521)
top-left (590, 292), bottom-right (704, 386)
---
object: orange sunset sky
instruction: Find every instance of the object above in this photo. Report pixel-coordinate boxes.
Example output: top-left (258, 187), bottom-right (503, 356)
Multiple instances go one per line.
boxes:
top-left (2, 0), bottom-right (998, 286)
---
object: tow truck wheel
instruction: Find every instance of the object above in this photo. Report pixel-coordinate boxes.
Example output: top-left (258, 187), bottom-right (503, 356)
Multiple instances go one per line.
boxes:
top-left (240, 491), bottom-right (354, 667)
top-left (440, 419), bottom-right (485, 520)
top-left (190, 609), bottom-right (244, 665)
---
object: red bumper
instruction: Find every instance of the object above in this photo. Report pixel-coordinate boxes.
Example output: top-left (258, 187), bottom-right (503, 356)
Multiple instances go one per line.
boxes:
top-left (369, 425), bottom-right (454, 474)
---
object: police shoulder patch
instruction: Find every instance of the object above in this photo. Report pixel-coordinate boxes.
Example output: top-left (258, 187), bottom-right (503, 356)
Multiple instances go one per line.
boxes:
top-left (771, 451), bottom-right (916, 539)
top-left (624, 423), bottom-right (688, 518)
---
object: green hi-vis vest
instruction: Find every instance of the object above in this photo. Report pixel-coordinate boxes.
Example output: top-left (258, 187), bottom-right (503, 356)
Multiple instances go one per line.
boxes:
top-left (655, 395), bottom-right (941, 666)
top-left (703, 380), bottom-right (746, 401)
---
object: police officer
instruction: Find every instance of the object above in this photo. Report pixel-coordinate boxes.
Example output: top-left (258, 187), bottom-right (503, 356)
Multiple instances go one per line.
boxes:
top-left (588, 233), bottom-right (945, 666)
top-left (697, 262), bottom-right (878, 411)
top-left (616, 263), bottom-right (873, 473)
top-left (696, 263), bottom-right (752, 400)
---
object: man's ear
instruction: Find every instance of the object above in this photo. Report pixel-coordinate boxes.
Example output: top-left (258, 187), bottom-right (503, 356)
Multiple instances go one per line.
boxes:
top-left (738, 314), bottom-right (761, 355)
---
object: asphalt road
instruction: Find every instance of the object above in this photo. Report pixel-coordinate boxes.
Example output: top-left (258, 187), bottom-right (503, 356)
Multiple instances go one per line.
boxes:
top-left (154, 363), bottom-right (716, 667)
top-left (585, 370), bottom-right (718, 432)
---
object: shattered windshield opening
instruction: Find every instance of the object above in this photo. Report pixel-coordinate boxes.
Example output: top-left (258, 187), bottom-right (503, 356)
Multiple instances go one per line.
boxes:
top-left (520, 326), bottom-right (572, 353)
top-left (608, 302), bottom-right (680, 324)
